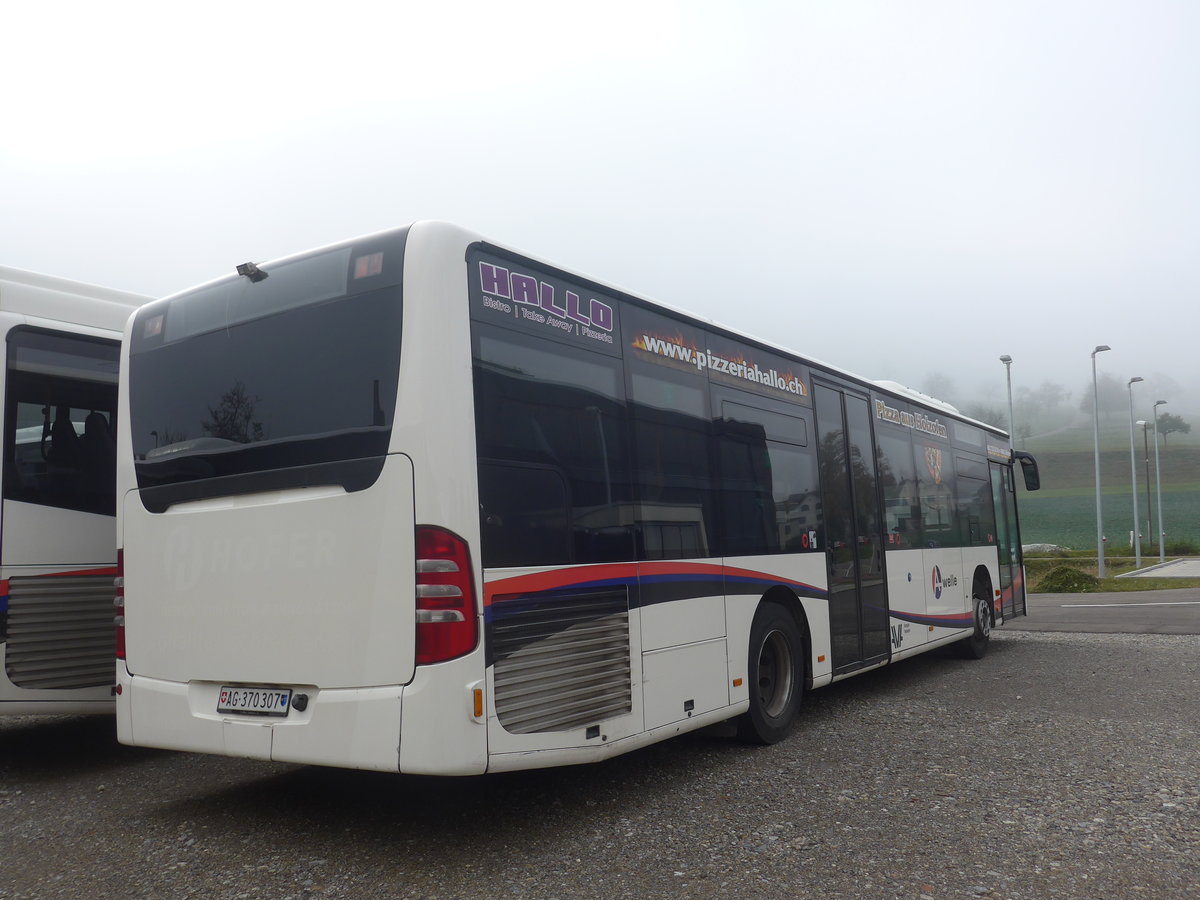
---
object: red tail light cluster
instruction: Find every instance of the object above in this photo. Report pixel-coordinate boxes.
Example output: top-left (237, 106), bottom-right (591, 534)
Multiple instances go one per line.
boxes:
top-left (414, 526), bottom-right (477, 665)
top-left (114, 549), bottom-right (125, 660)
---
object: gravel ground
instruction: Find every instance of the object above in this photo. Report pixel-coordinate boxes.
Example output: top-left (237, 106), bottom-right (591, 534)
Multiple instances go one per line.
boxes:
top-left (2, 631), bottom-right (1198, 899)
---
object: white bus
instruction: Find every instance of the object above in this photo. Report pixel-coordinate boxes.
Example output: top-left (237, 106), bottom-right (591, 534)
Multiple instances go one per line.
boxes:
top-left (0, 267), bottom-right (145, 715)
top-left (115, 222), bottom-right (1039, 773)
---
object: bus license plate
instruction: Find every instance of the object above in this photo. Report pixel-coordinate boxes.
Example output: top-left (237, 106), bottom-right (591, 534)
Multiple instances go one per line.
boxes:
top-left (217, 686), bottom-right (292, 717)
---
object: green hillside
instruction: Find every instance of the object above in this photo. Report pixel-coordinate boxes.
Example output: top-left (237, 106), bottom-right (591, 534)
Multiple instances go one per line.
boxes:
top-left (1014, 419), bottom-right (1200, 550)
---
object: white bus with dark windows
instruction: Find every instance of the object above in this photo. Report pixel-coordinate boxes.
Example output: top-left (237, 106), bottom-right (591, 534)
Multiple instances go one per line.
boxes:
top-left (115, 222), bottom-right (1039, 772)
top-left (0, 267), bottom-right (145, 715)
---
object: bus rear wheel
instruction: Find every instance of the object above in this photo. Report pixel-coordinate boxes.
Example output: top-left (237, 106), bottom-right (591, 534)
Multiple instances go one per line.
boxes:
top-left (737, 602), bottom-right (804, 744)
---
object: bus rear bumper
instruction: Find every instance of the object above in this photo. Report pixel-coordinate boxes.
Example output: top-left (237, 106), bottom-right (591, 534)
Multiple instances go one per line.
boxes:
top-left (117, 664), bottom-right (404, 772)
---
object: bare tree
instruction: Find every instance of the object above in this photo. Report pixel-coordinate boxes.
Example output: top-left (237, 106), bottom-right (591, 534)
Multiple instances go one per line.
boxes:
top-left (1078, 372), bottom-right (1126, 420)
top-left (1157, 412), bottom-right (1191, 444)
top-left (202, 381), bottom-right (264, 444)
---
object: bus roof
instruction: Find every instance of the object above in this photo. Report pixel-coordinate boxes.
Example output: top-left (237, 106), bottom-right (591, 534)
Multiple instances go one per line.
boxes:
top-left (0, 265), bottom-right (148, 332)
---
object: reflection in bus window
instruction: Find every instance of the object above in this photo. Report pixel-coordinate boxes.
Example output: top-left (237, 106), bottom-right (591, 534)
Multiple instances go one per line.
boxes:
top-left (475, 329), bottom-right (634, 567)
top-left (717, 401), bottom-right (819, 556)
top-left (957, 455), bottom-right (997, 547)
top-left (915, 442), bottom-right (958, 547)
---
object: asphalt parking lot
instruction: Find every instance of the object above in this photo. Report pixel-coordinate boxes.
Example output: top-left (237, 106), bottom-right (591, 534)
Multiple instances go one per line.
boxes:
top-left (1011, 586), bottom-right (1200, 634)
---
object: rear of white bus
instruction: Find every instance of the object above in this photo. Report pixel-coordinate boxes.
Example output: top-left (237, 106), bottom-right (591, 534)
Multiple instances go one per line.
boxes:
top-left (116, 224), bottom-right (489, 773)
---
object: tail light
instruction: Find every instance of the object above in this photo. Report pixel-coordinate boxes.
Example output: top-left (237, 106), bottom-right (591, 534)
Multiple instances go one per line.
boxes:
top-left (414, 526), bottom-right (477, 665)
top-left (114, 548), bottom-right (125, 660)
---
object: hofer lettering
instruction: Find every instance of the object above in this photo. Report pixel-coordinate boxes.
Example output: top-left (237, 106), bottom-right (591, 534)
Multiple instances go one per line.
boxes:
top-left (479, 262), bottom-right (613, 332)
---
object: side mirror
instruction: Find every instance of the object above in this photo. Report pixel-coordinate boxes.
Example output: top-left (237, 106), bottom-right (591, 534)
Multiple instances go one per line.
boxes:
top-left (1013, 450), bottom-right (1040, 491)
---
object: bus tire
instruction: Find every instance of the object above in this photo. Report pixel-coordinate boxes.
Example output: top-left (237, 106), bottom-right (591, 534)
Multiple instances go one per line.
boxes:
top-left (958, 589), bottom-right (992, 659)
top-left (737, 601), bottom-right (804, 745)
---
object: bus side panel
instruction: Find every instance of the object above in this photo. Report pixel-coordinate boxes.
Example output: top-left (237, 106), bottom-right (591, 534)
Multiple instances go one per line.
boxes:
top-left (884, 547), bottom-right (933, 655)
top-left (483, 565), bottom-right (648, 758)
top-left (961, 545), bottom-right (1001, 620)
top-left (724, 552), bottom-right (832, 692)
top-left (398, 649), bottom-right (488, 775)
top-left (1, 501), bottom-right (115, 566)
top-left (923, 547), bottom-right (970, 640)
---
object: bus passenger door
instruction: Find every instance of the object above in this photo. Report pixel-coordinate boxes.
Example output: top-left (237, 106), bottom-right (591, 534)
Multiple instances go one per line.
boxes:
top-left (990, 462), bottom-right (1025, 618)
top-left (814, 384), bottom-right (890, 672)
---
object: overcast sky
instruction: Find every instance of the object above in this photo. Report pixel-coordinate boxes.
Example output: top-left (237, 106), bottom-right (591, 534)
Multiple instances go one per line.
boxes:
top-left (2, 1), bottom-right (1196, 415)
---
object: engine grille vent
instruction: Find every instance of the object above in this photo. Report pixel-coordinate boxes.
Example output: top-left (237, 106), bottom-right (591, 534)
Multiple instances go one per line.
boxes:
top-left (491, 588), bottom-right (631, 734)
top-left (4, 574), bottom-right (114, 689)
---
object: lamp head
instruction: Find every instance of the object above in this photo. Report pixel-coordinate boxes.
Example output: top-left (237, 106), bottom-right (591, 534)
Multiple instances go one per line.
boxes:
top-left (1128, 376), bottom-right (1143, 386)
top-left (1092, 344), bottom-right (1111, 356)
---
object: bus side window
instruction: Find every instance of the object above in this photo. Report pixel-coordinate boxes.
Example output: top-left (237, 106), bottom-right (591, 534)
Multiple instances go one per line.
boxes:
top-left (956, 455), bottom-right (996, 548)
top-left (874, 431), bottom-right (922, 549)
top-left (82, 411), bottom-right (117, 494)
top-left (478, 461), bottom-right (570, 569)
top-left (627, 369), bottom-right (716, 561)
top-left (473, 327), bottom-right (634, 568)
top-left (710, 392), bottom-right (817, 558)
top-left (4, 329), bottom-right (120, 517)
top-left (717, 420), bottom-right (776, 556)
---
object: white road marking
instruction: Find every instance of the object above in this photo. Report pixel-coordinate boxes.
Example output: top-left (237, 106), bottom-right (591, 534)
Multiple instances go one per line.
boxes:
top-left (1060, 601), bottom-right (1200, 608)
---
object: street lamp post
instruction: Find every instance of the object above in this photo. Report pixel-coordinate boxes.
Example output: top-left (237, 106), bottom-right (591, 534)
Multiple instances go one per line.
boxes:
top-left (1127, 376), bottom-right (1144, 568)
top-left (1137, 421), bottom-right (1151, 553)
top-left (999, 355), bottom-right (1014, 444)
top-left (1153, 400), bottom-right (1167, 563)
top-left (1091, 346), bottom-right (1111, 577)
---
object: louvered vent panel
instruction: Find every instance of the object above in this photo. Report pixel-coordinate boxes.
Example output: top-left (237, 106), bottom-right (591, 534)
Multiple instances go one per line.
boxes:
top-left (492, 589), bottom-right (631, 734)
top-left (5, 575), bottom-right (114, 689)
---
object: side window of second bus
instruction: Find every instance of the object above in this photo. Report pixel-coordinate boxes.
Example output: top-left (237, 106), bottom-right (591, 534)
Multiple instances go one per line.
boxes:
top-left (2, 328), bottom-right (121, 516)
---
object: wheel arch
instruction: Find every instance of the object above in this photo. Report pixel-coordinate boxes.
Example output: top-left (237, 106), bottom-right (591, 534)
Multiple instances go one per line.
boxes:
top-left (972, 564), bottom-right (995, 626)
top-left (759, 584), bottom-right (813, 691)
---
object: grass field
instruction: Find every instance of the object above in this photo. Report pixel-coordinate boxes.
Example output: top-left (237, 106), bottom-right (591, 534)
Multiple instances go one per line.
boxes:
top-left (1015, 419), bottom-right (1200, 550)
top-left (1019, 488), bottom-right (1200, 547)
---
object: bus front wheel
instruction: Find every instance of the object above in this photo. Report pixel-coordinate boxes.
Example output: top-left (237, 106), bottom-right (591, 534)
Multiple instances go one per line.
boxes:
top-left (958, 590), bottom-right (992, 659)
top-left (737, 602), bottom-right (804, 745)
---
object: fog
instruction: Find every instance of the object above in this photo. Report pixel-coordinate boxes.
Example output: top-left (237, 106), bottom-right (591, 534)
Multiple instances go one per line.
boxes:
top-left (2, 1), bottom-right (1196, 418)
